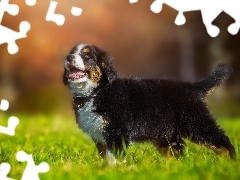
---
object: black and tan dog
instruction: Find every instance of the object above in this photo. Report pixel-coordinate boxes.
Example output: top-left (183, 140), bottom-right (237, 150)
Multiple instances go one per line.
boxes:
top-left (63, 44), bottom-right (236, 161)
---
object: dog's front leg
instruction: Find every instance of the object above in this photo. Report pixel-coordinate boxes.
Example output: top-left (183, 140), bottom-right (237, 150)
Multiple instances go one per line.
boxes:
top-left (96, 142), bottom-right (107, 158)
top-left (95, 142), bottom-right (117, 165)
top-left (106, 149), bottom-right (117, 165)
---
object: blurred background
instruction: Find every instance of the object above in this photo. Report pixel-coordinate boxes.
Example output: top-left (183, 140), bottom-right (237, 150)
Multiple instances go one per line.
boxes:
top-left (0, 0), bottom-right (240, 116)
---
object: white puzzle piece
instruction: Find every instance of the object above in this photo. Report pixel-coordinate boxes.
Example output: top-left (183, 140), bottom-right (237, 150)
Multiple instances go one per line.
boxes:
top-left (0, 163), bottom-right (15, 180)
top-left (0, 99), bottom-right (19, 136)
top-left (71, 6), bottom-right (82, 17)
top-left (0, 0), bottom-right (31, 54)
top-left (129, 0), bottom-right (138, 3)
top-left (131, 0), bottom-right (240, 37)
top-left (0, 0), bottom-right (19, 20)
top-left (0, 116), bottom-right (19, 136)
top-left (1, 100), bottom-right (49, 179)
top-left (46, 1), bottom-right (65, 26)
top-left (150, 0), bottom-right (220, 37)
top-left (1, 0), bottom-right (83, 54)
top-left (25, 0), bottom-right (37, 6)
top-left (0, 99), bottom-right (9, 111)
top-left (0, 21), bottom-right (30, 54)
top-left (224, 0), bottom-right (240, 35)
top-left (16, 151), bottom-right (50, 180)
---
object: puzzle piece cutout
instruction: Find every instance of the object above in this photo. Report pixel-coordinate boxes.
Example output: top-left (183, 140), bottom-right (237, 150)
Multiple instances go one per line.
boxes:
top-left (224, 1), bottom-right (240, 35)
top-left (0, 21), bottom-right (30, 54)
top-left (0, 0), bottom-right (83, 53)
top-left (0, 151), bottom-right (49, 180)
top-left (131, 0), bottom-right (240, 37)
top-left (0, 99), bottom-right (19, 136)
top-left (46, 1), bottom-right (82, 26)
top-left (71, 6), bottom-right (82, 17)
top-left (0, 0), bottom-right (19, 21)
top-left (25, 0), bottom-right (37, 6)
top-left (16, 151), bottom-right (50, 180)
top-left (150, 0), bottom-right (221, 37)
top-left (0, 0), bottom-right (31, 54)
top-left (129, 0), bottom-right (138, 3)
top-left (0, 116), bottom-right (19, 136)
top-left (46, 1), bottom-right (65, 26)
top-left (0, 99), bottom-right (10, 111)
top-left (0, 163), bottom-right (15, 180)
top-left (1, 99), bottom-right (49, 179)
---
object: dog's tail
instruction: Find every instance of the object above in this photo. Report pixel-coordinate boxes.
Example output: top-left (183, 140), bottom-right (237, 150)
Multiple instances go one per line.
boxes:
top-left (194, 64), bottom-right (232, 96)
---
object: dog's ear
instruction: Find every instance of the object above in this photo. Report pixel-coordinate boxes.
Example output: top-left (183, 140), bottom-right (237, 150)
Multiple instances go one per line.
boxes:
top-left (63, 69), bottom-right (68, 85)
top-left (96, 47), bottom-right (117, 83)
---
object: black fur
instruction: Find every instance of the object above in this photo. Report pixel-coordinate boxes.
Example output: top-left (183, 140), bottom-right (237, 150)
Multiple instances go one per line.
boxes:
top-left (94, 76), bottom-right (235, 159)
top-left (64, 44), bottom-right (236, 160)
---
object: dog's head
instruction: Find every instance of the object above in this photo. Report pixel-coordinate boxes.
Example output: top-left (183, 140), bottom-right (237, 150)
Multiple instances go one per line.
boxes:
top-left (63, 44), bottom-right (117, 96)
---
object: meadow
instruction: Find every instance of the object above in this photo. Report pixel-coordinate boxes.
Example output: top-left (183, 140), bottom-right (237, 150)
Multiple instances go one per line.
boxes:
top-left (0, 114), bottom-right (240, 180)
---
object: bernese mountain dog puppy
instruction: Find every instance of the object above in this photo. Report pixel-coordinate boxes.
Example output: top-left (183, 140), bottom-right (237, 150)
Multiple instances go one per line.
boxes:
top-left (63, 44), bottom-right (236, 161)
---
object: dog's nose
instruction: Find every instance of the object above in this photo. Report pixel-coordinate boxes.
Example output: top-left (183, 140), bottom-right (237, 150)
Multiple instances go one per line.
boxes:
top-left (67, 54), bottom-right (75, 63)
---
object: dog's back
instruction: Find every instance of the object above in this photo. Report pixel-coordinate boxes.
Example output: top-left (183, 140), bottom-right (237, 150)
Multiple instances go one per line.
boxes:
top-left (95, 64), bottom-right (232, 118)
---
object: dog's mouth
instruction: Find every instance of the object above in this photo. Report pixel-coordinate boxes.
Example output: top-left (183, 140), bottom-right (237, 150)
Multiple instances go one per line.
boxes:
top-left (68, 65), bottom-right (87, 81)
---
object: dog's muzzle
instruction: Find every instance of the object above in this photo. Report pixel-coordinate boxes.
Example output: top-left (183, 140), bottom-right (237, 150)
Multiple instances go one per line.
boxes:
top-left (67, 54), bottom-right (75, 64)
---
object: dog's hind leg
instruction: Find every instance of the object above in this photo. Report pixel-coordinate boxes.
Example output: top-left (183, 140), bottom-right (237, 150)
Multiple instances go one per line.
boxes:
top-left (189, 126), bottom-right (236, 160)
top-left (212, 135), bottom-right (236, 160)
top-left (152, 142), bottom-right (171, 157)
top-left (153, 138), bottom-right (185, 159)
top-left (170, 138), bottom-right (186, 158)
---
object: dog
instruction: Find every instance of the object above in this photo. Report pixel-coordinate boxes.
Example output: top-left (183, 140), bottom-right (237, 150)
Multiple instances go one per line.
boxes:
top-left (63, 44), bottom-right (236, 161)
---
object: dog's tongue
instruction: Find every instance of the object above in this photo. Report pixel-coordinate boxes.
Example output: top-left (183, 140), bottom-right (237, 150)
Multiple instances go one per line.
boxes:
top-left (69, 71), bottom-right (85, 80)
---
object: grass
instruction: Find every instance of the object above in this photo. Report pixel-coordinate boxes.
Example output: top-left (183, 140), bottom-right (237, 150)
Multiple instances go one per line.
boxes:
top-left (1, 113), bottom-right (240, 180)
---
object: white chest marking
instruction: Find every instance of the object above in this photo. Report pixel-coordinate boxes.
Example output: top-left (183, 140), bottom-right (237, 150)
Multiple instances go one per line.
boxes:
top-left (77, 99), bottom-right (106, 144)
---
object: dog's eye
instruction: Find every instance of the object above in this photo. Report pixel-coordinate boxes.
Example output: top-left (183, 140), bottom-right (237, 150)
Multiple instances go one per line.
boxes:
top-left (83, 54), bottom-right (90, 59)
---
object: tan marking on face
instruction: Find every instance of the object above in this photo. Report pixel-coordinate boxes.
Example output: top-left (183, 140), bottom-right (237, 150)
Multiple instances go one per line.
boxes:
top-left (102, 119), bottom-right (109, 127)
top-left (101, 61), bottom-right (106, 68)
top-left (89, 65), bottom-right (102, 83)
top-left (83, 48), bottom-right (90, 53)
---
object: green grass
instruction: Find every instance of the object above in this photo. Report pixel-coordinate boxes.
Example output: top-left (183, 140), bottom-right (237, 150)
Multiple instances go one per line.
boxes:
top-left (1, 114), bottom-right (240, 180)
